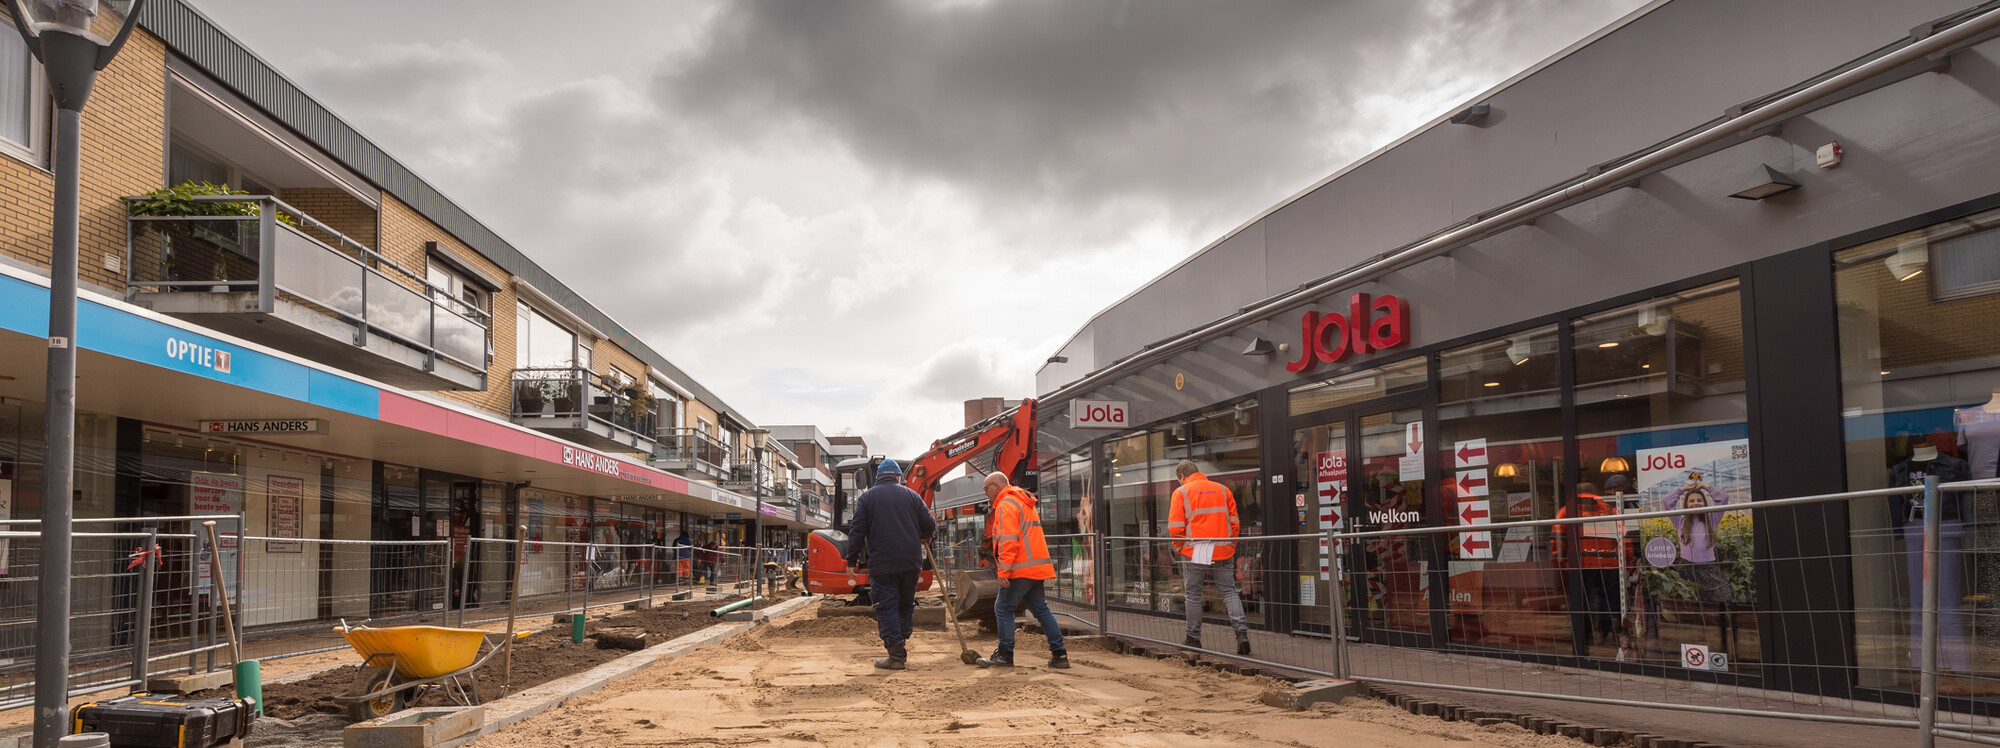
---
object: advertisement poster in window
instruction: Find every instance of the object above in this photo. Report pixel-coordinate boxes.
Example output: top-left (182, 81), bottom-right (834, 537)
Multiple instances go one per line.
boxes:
top-left (528, 499), bottom-right (546, 553)
top-left (1634, 439), bottom-right (1752, 605)
top-left (191, 471), bottom-right (243, 590)
top-left (265, 474), bottom-right (305, 553)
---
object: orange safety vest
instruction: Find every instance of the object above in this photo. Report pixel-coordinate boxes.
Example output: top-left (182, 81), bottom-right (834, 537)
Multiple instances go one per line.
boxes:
top-left (1169, 472), bottom-right (1240, 561)
top-left (991, 486), bottom-right (1056, 580)
top-left (1552, 494), bottom-right (1624, 569)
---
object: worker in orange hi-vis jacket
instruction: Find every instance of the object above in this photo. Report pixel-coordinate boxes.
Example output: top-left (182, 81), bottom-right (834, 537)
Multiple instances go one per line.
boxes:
top-left (975, 472), bottom-right (1069, 670)
top-left (1169, 460), bottom-right (1250, 656)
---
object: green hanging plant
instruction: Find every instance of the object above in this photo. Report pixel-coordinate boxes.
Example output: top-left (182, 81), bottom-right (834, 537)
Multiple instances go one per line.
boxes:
top-left (129, 181), bottom-right (297, 226)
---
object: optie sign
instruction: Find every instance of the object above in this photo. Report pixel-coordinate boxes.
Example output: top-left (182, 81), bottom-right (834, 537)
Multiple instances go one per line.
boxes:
top-left (1069, 400), bottom-right (1130, 429)
top-left (1286, 293), bottom-right (1411, 375)
top-left (166, 336), bottom-right (232, 374)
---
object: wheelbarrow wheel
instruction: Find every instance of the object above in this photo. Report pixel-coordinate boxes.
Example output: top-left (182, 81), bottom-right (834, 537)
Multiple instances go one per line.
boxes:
top-left (346, 669), bottom-right (404, 722)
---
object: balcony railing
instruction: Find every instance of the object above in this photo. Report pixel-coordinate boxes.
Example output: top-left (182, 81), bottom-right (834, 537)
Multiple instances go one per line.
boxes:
top-left (124, 195), bottom-right (489, 390)
top-left (656, 428), bottom-right (730, 479)
top-left (511, 367), bottom-right (658, 450)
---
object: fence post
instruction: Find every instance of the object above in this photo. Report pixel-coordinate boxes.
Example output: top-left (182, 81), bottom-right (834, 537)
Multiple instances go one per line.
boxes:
top-left (131, 528), bottom-right (158, 687)
top-left (581, 542), bottom-right (592, 618)
top-left (234, 512), bottom-right (246, 639)
top-left (459, 537), bottom-right (475, 628)
top-left (189, 527), bottom-right (203, 675)
top-left (442, 535), bottom-right (454, 627)
top-left (1096, 534), bottom-right (1109, 637)
top-left (1327, 526), bottom-right (1349, 681)
top-left (1918, 476), bottom-right (1942, 748)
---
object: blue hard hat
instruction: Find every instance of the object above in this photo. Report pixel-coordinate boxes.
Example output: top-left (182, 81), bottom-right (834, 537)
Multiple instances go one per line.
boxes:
top-left (876, 459), bottom-right (902, 476)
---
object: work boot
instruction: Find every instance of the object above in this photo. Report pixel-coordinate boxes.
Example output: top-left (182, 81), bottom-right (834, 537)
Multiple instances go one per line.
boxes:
top-left (1236, 631), bottom-right (1252, 656)
top-left (1183, 634), bottom-right (1202, 650)
top-left (1048, 649), bottom-right (1070, 669)
top-left (875, 642), bottom-right (908, 670)
top-left (977, 648), bottom-right (1014, 668)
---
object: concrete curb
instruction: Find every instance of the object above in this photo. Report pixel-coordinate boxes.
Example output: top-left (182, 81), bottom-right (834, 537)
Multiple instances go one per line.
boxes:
top-left (441, 594), bottom-right (819, 747)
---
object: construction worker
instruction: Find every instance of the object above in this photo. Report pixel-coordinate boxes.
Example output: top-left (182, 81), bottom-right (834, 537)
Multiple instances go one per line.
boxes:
top-left (1553, 479), bottom-right (1626, 644)
top-left (1170, 460), bottom-right (1251, 655)
top-left (977, 472), bottom-right (1069, 669)
top-left (843, 458), bottom-right (936, 670)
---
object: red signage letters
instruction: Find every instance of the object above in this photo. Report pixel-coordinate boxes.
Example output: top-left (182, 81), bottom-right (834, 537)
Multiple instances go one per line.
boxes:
top-left (1285, 293), bottom-right (1410, 374)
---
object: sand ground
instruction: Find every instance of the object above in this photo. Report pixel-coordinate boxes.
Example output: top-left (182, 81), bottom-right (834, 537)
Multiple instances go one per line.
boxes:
top-left (478, 596), bottom-right (1587, 748)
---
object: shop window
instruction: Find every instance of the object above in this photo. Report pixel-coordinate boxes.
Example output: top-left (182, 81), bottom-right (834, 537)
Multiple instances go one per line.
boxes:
top-left (1837, 209), bottom-right (2000, 691)
top-left (1040, 450), bottom-right (1096, 605)
top-left (1438, 324), bottom-right (1572, 655)
top-left (1104, 430), bottom-right (1174, 612)
top-left (1289, 357), bottom-right (1427, 417)
top-left (1572, 279), bottom-right (1755, 672)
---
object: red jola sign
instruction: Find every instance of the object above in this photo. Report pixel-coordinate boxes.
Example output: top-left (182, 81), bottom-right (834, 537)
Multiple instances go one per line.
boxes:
top-left (1286, 293), bottom-right (1410, 374)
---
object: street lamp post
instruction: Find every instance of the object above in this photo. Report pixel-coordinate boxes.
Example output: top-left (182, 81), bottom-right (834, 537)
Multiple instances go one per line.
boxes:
top-left (3, 2), bottom-right (146, 747)
top-left (749, 428), bottom-right (768, 598)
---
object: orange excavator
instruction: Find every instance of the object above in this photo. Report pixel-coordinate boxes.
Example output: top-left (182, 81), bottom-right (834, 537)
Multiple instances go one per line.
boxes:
top-left (804, 399), bottom-right (1037, 604)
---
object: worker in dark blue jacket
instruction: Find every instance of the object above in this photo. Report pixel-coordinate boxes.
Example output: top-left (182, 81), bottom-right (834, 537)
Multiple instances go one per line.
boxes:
top-left (844, 458), bottom-right (936, 670)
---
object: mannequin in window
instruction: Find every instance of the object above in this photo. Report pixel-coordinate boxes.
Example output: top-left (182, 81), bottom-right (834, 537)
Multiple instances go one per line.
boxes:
top-left (1957, 388), bottom-right (2000, 481)
top-left (1957, 388), bottom-right (2000, 680)
top-left (1891, 441), bottom-right (1971, 673)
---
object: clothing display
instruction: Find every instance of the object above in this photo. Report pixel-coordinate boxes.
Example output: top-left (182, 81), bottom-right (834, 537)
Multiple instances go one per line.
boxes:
top-left (1891, 446), bottom-right (1976, 669)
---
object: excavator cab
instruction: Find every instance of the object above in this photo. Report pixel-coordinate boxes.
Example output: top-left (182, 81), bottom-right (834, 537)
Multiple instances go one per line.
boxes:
top-left (804, 456), bottom-right (933, 602)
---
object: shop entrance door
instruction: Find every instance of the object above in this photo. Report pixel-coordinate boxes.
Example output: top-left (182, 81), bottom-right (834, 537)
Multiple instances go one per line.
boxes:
top-left (1290, 394), bottom-right (1434, 648)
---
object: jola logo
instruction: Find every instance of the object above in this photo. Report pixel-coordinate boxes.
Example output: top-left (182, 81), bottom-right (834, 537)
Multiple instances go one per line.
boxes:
top-left (1286, 293), bottom-right (1410, 374)
top-left (1645, 453), bottom-right (1688, 471)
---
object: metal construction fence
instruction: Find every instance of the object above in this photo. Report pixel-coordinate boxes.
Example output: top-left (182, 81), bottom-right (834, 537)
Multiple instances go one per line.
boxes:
top-left (1027, 477), bottom-right (2000, 746)
top-left (0, 515), bottom-right (819, 714)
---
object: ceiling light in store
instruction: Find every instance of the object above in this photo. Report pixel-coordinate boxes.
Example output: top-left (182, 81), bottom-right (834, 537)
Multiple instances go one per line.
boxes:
top-left (1598, 342), bottom-right (1619, 349)
top-left (1885, 240), bottom-right (1928, 281)
top-left (1880, 370), bottom-right (1891, 376)
top-left (1728, 164), bottom-right (1801, 200)
top-left (1483, 382), bottom-right (1500, 388)
top-left (1600, 457), bottom-right (1632, 473)
top-left (1494, 463), bottom-right (1520, 478)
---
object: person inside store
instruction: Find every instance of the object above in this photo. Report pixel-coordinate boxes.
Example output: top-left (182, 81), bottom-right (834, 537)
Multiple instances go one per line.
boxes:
top-left (1893, 427), bottom-right (1974, 679)
top-left (672, 529), bottom-right (694, 584)
top-left (1169, 459), bottom-right (1251, 656)
top-left (1553, 479), bottom-right (1625, 645)
top-left (844, 458), bottom-right (936, 670)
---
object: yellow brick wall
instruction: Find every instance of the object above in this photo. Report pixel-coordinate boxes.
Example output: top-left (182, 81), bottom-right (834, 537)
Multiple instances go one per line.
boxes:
top-left (279, 188), bottom-right (377, 251)
top-left (685, 398), bottom-right (718, 433)
top-left (377, 194), bottom-right (517, 415)
top-left (591, 338), bottom-right (646, 383)
top-left (0, 30), bottom-right (167, 293)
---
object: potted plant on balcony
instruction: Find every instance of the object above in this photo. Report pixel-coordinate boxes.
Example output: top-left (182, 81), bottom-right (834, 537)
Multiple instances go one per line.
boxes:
top-left (129, 182), bottom-right (297, 289)
top-left (551, 378), bottom-right (580, 415)
top-left (517, 378), bottom-right (547, 415)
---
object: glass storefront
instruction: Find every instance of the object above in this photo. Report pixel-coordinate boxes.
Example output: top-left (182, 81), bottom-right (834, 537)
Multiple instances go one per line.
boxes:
top-left (1840, 207), bottom-right (2000, 692)
top-left (1040, 450), bottom-right (1095, 605)
top-left (1438, 324), bottom-right (1570, 655)
top-left (1103, 400), bottom-right (1262, 620)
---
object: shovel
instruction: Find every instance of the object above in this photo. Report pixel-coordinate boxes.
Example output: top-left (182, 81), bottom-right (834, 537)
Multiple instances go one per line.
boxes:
top-left (926, 540), bottom-right (979, 665)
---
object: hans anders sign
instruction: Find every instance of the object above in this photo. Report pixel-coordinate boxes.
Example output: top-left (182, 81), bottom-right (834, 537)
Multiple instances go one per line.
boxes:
top-left (199, 418), bottom-right (327, 435)
top-left (1286, 293), bottom-right (1410, 375)
top-left (1070, 400), bottom-right (1130, 429)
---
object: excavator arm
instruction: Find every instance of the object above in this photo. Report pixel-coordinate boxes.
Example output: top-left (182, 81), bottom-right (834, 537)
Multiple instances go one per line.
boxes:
top-left (901, 398), bottom-right (1037, 506)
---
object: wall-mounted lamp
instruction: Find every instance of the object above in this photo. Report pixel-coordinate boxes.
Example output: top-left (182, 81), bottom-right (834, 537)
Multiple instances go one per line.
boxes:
top-left (1449, 104), bottom-right (1491, 126)
top-left (1046, 355), bottom-right (1069, 364)
top-left (1242, 337), bottom-right (1277, 356)
top-left (1728, 164), bottom-right (1800, 200)
top-left (1600, 456), bottom-right (1632, 473)
top-left (1886, 239), bottom-right (1928, 281)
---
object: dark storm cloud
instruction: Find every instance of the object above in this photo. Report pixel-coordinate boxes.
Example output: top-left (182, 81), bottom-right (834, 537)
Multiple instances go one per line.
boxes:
top-left (656, 0), bottom-right (1619, 227)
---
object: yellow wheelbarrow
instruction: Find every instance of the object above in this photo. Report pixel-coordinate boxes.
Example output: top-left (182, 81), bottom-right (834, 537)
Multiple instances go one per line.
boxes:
top-left (331, 620), bottom-right (532, 722)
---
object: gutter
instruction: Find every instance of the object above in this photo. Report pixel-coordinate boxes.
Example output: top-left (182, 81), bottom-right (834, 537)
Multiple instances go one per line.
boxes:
top-left (1039, 3), bottom-right (2000, 406)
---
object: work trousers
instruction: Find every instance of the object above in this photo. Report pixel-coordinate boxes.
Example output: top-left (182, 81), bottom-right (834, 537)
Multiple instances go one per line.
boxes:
top-left (1184, 557), bottom-right (1249, 639)
top-left (869, 570), bottom-right (919, 648)
top-left (995, 578), bottom-right (1065, 653)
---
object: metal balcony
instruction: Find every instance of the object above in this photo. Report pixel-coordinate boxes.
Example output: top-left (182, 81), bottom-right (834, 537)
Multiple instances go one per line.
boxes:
top-left (510, 367), bottom-right (658, 453)
top-left (654, 428), bottom-right (729, 481)
top-left (124, 196), bottom-right (488, 391)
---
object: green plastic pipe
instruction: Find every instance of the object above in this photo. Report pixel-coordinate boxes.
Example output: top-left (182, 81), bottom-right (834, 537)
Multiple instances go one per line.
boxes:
top-left (570, 612), bottom-right (585, 644)
top-left (710, 597), bottom-right (763, 617)
top-left (233, 660), bottom-right (262, 716)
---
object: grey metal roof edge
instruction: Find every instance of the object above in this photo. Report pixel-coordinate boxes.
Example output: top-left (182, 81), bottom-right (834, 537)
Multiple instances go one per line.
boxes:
top-left (139, 0), bottom-right (755, 427)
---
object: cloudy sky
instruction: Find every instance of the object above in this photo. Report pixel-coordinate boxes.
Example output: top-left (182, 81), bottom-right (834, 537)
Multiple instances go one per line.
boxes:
top-left (188, 0), bottom-right (1647, 459)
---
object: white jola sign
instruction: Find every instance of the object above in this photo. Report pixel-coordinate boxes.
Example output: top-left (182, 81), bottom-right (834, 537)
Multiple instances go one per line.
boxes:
top-left (1069, 400), bottom-right (1130, 429)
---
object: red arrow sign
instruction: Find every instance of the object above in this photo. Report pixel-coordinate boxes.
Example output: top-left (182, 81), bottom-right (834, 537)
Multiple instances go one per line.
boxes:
top-left (1461, 537), bottom-right (1490, 553)
top-left (1455, 442), bottom-right (1485, 466)
top-left (1460, 504), bottom-right (1489, 524)
top-left (1458, 474), bottom-right (1487, 494)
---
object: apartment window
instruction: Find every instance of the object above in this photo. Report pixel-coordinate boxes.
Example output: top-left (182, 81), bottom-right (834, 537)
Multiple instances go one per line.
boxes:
top-left (607, 365), bottom-right (635, 389)
top-left (514, 302), bottom-right (577, 370)
top-left (0, 23), bottom-right (42, 164)
top-left (649, 380), bottom-right (680, 435)
top-left (426, 261), bottom-right (488, 317)
top-left (698, 419), bottom-right (715, 437)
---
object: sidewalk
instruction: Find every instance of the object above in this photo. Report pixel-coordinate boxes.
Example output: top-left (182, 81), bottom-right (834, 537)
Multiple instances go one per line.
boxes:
top-left (1053, 600), bottom-right (1988, 747)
